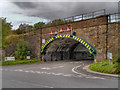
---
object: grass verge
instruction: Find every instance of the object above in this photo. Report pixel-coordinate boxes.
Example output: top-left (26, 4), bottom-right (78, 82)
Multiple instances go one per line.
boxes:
top-left (0, 59), bottom-right (42, 66)
top-left (2, 33), bottom-right (28, 49)
top-left (89, 60), bottom-right (119, 74)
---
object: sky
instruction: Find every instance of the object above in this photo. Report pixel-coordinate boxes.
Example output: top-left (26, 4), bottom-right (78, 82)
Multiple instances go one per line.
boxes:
top-left (0, 0), bottom-right (119, 30)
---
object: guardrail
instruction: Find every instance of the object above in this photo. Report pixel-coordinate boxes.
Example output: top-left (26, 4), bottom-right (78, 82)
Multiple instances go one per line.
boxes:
top-left (108, 12), bottom-right (120, 23)
top-left (47, 9), bottom-right (106, 26)
top-left (63, 9), bottom-right (106, 22)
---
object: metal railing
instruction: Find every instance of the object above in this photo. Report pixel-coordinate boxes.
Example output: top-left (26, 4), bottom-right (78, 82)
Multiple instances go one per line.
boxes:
top-left (62, 9), bottom-right (106, 22)
top-left (108, 12), bottom-right (120, 23)
top-left (47, 9), bottom-right (106, 26)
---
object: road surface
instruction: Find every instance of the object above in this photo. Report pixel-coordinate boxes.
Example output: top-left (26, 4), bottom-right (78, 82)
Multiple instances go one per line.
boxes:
top-left (1, 60), bottom-right (118, 88)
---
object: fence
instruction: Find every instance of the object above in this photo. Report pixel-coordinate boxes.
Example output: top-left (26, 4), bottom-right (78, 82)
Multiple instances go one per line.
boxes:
top-left (47, 9), bottom-right (106, 26)
top-left (62, 9), bottom-right (106, 22)
top-left (108, 12), bottom-right (120, 23)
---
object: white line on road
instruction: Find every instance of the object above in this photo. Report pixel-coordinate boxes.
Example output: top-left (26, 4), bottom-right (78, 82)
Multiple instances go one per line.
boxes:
top-left (2, 66), bottom-right (106, 80)
top-left (18, 69), bottom-right (23, 72)
top-left (72, 65), bottom-right (106, 80)
top-left (70, 62), bottom-right (82, 64)
top-left (85, 76), bottom-right (105, 80)
top-left (36, 71), bottom-right (41, 74)
top-left (72, 65), bottom-right (87, 76)
top-left (14, 70), bottom-right (19, 71)
top-left (62, 74), bottom-right (72, 77)
top-left (24, 71), bottom-right (29, 73)
top-left (41, 67), bottom-right (51, 70)
top-left (29, 70), bottom-right (35, 73)
top-left (40, 66), bottom-right (64, 70)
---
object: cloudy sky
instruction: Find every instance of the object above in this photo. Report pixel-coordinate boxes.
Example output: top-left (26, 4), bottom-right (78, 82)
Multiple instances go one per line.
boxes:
top-left (0, 0), bottom-right (119, 30)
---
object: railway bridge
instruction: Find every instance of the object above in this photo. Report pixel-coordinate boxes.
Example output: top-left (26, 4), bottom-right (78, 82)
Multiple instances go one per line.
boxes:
top-left (3, 10), bottom-right (119, 62)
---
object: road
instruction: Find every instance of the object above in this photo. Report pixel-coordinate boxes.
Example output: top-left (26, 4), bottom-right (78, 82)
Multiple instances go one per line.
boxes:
top-left (1, 60), bottom-right (118, 88)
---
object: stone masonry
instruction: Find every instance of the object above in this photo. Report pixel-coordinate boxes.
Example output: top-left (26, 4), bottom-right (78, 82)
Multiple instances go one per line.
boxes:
top-left (3, 15), bottom-right (119, 62)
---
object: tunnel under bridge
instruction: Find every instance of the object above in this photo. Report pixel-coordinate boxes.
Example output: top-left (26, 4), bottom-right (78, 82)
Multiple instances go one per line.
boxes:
top-left (41, 34), bottom-right (96, 61)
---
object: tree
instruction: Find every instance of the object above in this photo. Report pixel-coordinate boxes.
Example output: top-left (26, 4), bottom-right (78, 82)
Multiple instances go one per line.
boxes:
top-left (34, 22), bottom-right (45, 30)
top-left (1, 18), bottom-right (12, 38)
top-left (15, 39), bottom-right (30, 60)
top-left (1, 18), bottom-right (13, 48)
top-left (45, 19), bottom-right (72, 27)
top-left (16, 24), bottom-right (33, 34)
top-left (49, 19), bottom-right (65, 26)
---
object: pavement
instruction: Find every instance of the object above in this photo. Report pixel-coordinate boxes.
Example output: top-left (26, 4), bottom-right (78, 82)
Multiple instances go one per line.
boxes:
top-left (1, 60), bottom-right (119, 88)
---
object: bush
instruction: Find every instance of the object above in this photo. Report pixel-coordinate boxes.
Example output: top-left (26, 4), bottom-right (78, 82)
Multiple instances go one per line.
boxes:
top-left (113, 56), bottom-right (120, 74)
top-left (115, 56), bottom-right (120, 63)
top-left (89, 57), bottom-right (120, 74)
top-left (15, 39), bottom-right (30, 60)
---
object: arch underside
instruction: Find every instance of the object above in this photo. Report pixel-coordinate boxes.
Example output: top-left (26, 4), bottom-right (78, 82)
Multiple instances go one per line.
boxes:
top-left (41, 34), bottom-right (96, 55)
top-left (46, 39), bottom-right (94, 61)
top-left (41, 34), bottom-right (96, 61)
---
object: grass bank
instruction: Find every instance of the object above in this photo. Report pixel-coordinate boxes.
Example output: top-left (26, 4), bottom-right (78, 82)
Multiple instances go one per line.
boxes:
top-left (2, 33), bottom-right (28, 49)
top-left (89, 58), bottom-right (120, 74)
top-left (0, 59), bottom-right (42, 66)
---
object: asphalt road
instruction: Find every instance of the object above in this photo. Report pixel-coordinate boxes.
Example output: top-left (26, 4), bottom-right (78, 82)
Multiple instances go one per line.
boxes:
top-left (1, 60), bottom-right (118, 88)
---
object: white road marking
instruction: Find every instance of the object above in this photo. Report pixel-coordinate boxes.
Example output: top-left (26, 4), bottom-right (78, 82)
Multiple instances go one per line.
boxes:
top-left (29, 70), bottom-right (35, 73)
top-left (24, 71), bottom-right (29, 72)
top-left (85, 76), bottom-right (105, 80)
top-left (51, 72), bottom-right (57, 75)
top-left (62, 74), bottom-right (72, 77)
top-left (14, 70), bottom-right (19, 71)
top-left (40, 66), bottom-right (64, 70)
top-left (36, 71), bottom-right (41, 74)
top-left (2, 64), bottom-right (105, 80)
top-left (41, 67), bottom-right (51, 70)
top-left (18, 69), bottom-right (23, 72)
top-left (70, 62), bottom-right (82, 64)
top-left (53, 66), bottom-right (64, 68)
top-left (55, 73), bottom-right (63, 75)
top-left (72, 65), bottom-right (87, 76)
top-left (72, 65), bottom-right (106, 80)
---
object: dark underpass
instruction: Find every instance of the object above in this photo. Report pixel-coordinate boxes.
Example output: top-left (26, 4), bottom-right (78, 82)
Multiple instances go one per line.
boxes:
top-left (43, 38), bottom-right (94, 61)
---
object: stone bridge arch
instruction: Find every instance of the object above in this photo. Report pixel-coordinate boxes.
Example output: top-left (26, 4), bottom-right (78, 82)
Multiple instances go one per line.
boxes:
top-left (41, 34), bottom-right (96, 61)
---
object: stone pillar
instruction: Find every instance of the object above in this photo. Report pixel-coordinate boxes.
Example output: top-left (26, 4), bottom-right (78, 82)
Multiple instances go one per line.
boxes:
top-left (36, 29), bottom-right (42, 61)
top-left (96, 15), bottom-right (108, 62)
